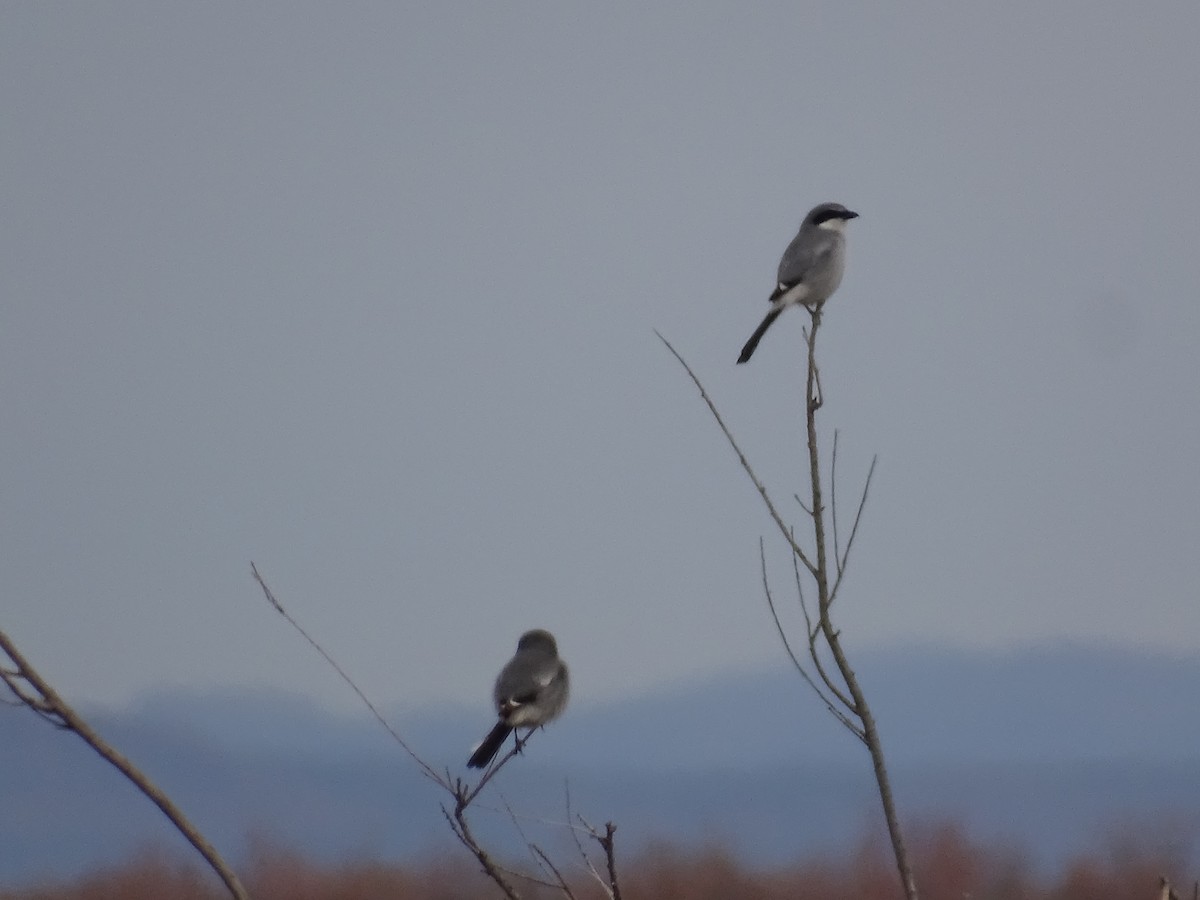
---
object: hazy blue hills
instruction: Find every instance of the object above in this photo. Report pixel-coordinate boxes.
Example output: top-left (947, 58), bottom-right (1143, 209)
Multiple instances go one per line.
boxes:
top-left (3, 642), bottom-right (1198, 887)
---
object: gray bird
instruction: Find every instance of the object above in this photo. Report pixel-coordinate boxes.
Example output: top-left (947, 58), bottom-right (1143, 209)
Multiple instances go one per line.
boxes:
top-left (737, 201), bottom-right (859, 364)
top-left (467, 629), bottom-right (570, 769)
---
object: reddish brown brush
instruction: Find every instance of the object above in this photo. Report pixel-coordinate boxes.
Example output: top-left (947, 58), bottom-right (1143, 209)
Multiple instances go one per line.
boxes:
top-left (2, 822), bottom-right (1192, 900)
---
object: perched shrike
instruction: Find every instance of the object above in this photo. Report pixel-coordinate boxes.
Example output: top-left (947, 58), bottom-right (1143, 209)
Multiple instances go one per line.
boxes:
top-left (736, 202), bottom-right (859, 364)
top-left (466, 629), bottom-right (570, 769)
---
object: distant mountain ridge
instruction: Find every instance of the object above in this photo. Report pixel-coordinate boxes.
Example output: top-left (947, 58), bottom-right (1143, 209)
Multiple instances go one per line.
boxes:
top-left (2, 642), bottom-right (1197, 887)
top-left (121, 640), bottom-right (1200, 767)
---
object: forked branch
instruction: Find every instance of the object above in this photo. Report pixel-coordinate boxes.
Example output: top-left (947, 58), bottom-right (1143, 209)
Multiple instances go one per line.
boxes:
top-left (0, 628), bottom-right (249, 900)
top-left (443, 780), bottom-right (522, 900)
top-left (251, 562), bottom-right (444, 788)
top-left (761, 539), bottom-right (861, 737)
top-left (251, 564), bottom-right (602, 899)
top-left (655, 330), bottom-right (818, 577)
top-left (660, 306), bottom-right (918, 900)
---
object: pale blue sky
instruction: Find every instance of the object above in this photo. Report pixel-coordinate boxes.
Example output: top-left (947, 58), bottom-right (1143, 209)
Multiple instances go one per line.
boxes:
top-left (3, 3), bottom-right (1198, 712)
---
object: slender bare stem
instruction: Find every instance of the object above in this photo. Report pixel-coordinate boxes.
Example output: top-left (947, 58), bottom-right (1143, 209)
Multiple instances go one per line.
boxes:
top-left (0, 629), bottom-right (249, 900)
top-left (831, 429), bottom-right (843, 570)
top-left (500, 796), bottom-right (559, 890)
top-left (790, 543), bottom-right (859, 721)
top-left (660, 311), bottom-right (918, 900)
top-left (444, 781), bottom-right (523, 900)
top-left (656, 330), bottom-right (818, 577)
top-left (829, 455), bottom-right (878, 606)
top-left (560, 783), bottom-right (614, 899)
top-left (462, 729), bottom-right (540, 806)
top-left (762, 540), bottom-right (859, 733)
top-left (789, 528), bottom-right (815, 635)
top-left (251, 562), bottom-right (446, 790)
top-left (252, 563), bottom-right (583, 897)
top-left (801, 309), bottom-right (918, 900)
top-left (531, 844), bottom-right (578, 900)
top-left (578, 815), bottom-right (623, 900)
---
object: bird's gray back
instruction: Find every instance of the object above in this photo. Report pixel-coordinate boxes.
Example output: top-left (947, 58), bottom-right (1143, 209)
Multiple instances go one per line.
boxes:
top-left (495, 652), bottom-right (569, 724)
top-left (494, 645), bottom-right (561, 704)
top-left (776, 225), bottom-right (846, 303)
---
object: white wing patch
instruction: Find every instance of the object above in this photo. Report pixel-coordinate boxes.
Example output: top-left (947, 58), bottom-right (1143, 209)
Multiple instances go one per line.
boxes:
top-left (774, 281), bottom-right (811, 307)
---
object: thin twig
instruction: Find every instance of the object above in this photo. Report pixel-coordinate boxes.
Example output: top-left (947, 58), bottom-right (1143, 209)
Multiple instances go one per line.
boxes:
top-left (791, 542), bottom-right (859, 725)
top-left (800, 311), bottom-right (917, 900)
top-left (829, 455), bottom-right (878, 606)
top-left (502, 795), bottom-right (559, 889)
top-left (563, 783), bottom-right (615, 899)
top-left (250, 562), bottom-right (445, 789)
top-left (761, 540), bottom-right (858, 732)
top-left (497, 794), bottom-right (589, 896)
top-left (532, 844), bottom-right (578, 900)
top-left (444, 783), bottom-right (523, 900)
top-left (789, 528), bottom-right (816, 641)
top-left (670, 305), bottom-right (915, 900)
top-left (656, 330), bottom-right (818, 577)
top-left (599, 822), bottom-right (624, 900)
top-left (792, 542), bottom-right (859, 720)
top-left (1, 671), bottom-right (62, 725)
top-left (252, 564), bottom-right (579, 896)
top-left (0, 629), bottom-right (250, 900)
top-left (831, 429), bottom-right (842, 573)
top-left (462, 728), bottom-right (539, 807)
top-left (578, 815), bottom-right (623, 900)
top-left (455, 795), bottom-right (571, 893)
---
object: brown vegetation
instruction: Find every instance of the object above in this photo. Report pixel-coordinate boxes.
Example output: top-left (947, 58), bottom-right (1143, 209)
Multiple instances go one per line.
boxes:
top-left (4, 822), bottom-right (1191, 900)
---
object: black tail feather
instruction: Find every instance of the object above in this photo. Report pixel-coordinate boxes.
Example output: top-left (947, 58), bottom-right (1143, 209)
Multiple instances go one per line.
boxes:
top-left (737, 307), bottom-right (784, 364)
top-left (467, 720), bottom-right (513, 769)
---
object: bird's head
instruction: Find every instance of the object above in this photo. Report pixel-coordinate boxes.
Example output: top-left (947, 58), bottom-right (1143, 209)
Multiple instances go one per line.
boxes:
top-left (517, 629), bottom-right (558, 653)
top-left (808, 202), bottom-right (859, 233)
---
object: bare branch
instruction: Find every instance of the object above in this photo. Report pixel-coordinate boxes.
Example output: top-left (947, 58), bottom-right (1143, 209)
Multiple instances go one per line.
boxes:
top-left (449, 793), bottom-right (585, 894)
top-left (501, 795), bottom-right (554, 885)
top-left (577, 815), bottom-right (623, 900)
top-left (562, 782), bottom-right (614, 899)
top-left (656, 330), bottom-right (818, 577)
top-left (789, 529), bottom-right (817, 641)
top-left (250, 562), bottom-right (446, 789)
top-left (761, 540), bottom-right (858, 733)
top-left (597, 822), bottom-right (623, 900)
top-left (790, 542), bottom-right (860, 727)
top-left (462, 728), bottom-right (540, 807)
top-left (531, 844), bottom-right (578, 900)
top-left (803, 322), bottom-right (825, 411)
top-left (802, 311), bottom-right (916, 900)
top-left (1, 668), bottom-right (63, 724)
top-left (0, 628), bottom-right (249, 900)
top-left (831, 429), bottom-right (842, 570)
top-left (762, 540), bottom-right (814, 681)
top-left (829, 455), bottom-right (878, 606)
top-left (443, 783), bottom-right (523, 900)
top-left (253, 564), bottom-right (599, 896)
top-left (677, 300), bottom-right (917, 900)
top-left (499, 796), bottom-right (578, 897)
top-left (493, 864), bottom-right (562, 893)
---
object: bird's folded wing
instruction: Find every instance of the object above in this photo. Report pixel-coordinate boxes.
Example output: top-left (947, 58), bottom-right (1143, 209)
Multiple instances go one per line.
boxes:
top-left (777, 236), bottom-right (835, 289)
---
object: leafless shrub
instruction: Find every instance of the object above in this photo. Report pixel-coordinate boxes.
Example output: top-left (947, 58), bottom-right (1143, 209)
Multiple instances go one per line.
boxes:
top-left (3, 821), bottom-right (1192, 900)
top-left (659, 307), bottom-right (915, 900)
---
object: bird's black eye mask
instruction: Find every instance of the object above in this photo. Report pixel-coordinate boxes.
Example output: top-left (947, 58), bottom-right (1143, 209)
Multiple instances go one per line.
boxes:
top-left (813, 208), bottom-right (857, 225)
